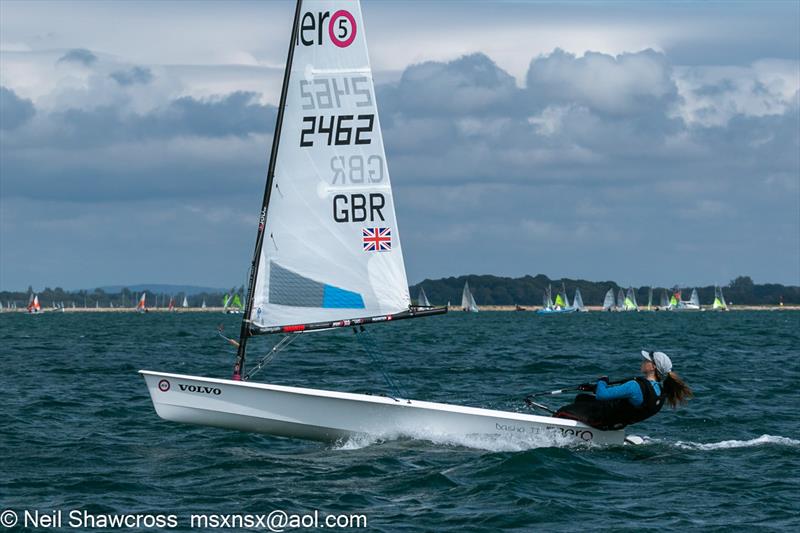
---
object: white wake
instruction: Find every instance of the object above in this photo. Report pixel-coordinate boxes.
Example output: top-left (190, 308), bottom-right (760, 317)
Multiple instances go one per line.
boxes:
top-left (333, 428), bottom-right (585, 452)
top-left (673, 434), bottom-right (800, 451)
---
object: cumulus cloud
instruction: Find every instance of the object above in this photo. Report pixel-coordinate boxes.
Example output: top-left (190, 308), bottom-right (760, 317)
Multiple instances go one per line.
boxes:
top-left (1, 47), bottom-right (798, 289)
top-left (0, 86), bottom-right (35, 129)
top-left (56, 48), bottom-right (97, 66)
top-left (526, 48), bottom-right (679, 116)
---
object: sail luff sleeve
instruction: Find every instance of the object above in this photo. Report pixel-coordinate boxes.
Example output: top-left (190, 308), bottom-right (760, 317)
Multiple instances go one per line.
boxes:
top-left (233, 0), bottom-right (305, 379)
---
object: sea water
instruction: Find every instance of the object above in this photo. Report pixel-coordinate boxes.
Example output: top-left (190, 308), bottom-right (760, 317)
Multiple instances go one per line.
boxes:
top-left (1, 311), bottom-right (798, 531)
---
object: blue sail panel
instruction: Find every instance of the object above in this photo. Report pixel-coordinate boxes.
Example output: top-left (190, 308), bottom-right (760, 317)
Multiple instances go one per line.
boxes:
top-left (322, 285), bottom-right (365, 309)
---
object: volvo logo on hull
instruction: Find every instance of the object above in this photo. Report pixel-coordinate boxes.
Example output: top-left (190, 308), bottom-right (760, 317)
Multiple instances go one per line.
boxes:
top-left (178, 384), bottom-right (222, 396)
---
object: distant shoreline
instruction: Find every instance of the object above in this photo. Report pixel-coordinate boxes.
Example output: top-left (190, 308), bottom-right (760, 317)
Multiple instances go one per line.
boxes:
top-left (3, 305), bottom-right (798, 314)
top-left (451, 305), bottom-right (800, 312)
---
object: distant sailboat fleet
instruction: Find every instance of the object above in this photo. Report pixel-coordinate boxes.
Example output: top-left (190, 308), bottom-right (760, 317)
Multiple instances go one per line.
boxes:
top-left (405, 282), bottom-right (733, 313)
top-left (0, 282), bottom-right (744, 313)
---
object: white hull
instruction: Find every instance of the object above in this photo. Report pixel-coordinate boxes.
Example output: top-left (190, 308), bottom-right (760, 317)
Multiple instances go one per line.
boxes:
top-left (140, 371), bottom-right (626, 446)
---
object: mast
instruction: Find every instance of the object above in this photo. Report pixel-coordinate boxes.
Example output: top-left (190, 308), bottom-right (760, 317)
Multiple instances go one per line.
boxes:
top-left (233, 0), bottom-right (304, 380)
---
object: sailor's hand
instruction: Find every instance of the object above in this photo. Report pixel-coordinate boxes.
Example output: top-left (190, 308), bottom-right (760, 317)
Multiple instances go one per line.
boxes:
top-left (578, 383), bottom-right (597, 392)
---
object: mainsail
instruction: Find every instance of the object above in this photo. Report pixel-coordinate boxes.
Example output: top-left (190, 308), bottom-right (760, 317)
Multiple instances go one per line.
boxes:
top-left (624, 287), bottom-right (638, 311)
top-left (617, 288), bottom-right (625, 310)
top-left (670, 291), bottom-right (680, 308)
top-left (647, 287), bottom-right (653, 310)
top-left (182, 296), bottom-right (189, 308)
top-left (543, 285), bottom-right (554, 310)
top-left (555, 283), bottom-right (569, 309)
top-left (462, 281), bottom-right (479, 312)
top-left (137, 292), bottom-right (147, 312)
top-left (27, 294), bottom-right (41, 313)
top-left (713, 286), bottom-right (728, 310)
top-left (689, 288), bottom-right (700, 307)
top-left (572, 288), bottom-right (585, 311)
top-left (417, 287), bottom-right (431, 307)
top-left (247, 0), bottom-right (409, 332)
top-left (603, 288), bottom-right (615, 311)
top-left (660, 289), bottom-right (670, 308)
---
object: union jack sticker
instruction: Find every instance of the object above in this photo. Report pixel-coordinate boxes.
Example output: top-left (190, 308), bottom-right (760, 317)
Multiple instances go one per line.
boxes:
top-left (362, 227), bottom-right (391, 252)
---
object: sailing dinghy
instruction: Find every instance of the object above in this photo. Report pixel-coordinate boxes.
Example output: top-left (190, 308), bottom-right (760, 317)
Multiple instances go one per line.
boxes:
top-left (417, 287), bottom-right (431, 307)
top-left (537, 283), bottom-right (577, 314)
top-left (602, 288), bottom-right (616, 312)
top-left (27, 294), bottom-right (41, 314)
top-left (461, 281), bottom-right (479, 312)
top-left (140, 0), bottom-right (628, 446)
top-left (712, 286), bottom-right (728, 311)
top-left (136, 292), bottom-right (147, 313)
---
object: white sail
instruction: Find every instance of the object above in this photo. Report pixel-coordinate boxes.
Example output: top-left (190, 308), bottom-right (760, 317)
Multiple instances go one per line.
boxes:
top-left (201, 299), bottom-right (207, 309)
top-left (617, 288), bottom-right (625, 309)
top-left (250, 0), bottom-right (409, 330)
top-left (417, 287), bottom-right (431, 307)
top-left (461, 281), bottom-right (478, 312)
top-left (660, 289), bottom-right (670, 308)
top-left (572, 288), bottom-right (585, 311)
top-left (182, 296), bottom-right (189, 308)
top-left (603, 288), bottom-right (615, 310)
top-left (690, 288), bottom-right (700, 307)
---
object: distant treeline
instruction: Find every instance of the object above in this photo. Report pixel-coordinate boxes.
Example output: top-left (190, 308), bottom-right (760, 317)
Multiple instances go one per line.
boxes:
top-left (410, 275), bottom-right (799, 306)
top-left (0, 286), bottom-right (245, 309)
top-left (1, 276), bottom-right (796, 309)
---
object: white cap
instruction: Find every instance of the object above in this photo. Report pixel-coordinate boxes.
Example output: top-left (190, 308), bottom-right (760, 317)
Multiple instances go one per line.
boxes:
top-left (641, 350), bottom-right (672, 377)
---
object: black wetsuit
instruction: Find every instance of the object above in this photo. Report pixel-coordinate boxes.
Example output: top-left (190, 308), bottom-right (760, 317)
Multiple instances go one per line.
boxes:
top-left (554, 377), bottom-right (664, 430)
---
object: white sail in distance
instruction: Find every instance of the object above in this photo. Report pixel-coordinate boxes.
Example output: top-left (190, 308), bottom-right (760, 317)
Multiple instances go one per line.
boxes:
top-left (603, 288), bottom-right (615, 310)
top-left (462, 281), bottom-right (478, 312)
top-left (572, 288), bottom-right (585, 311)
top-left (690, 288), bottom-right (700, 307)
top-left (417, 287), bottom-right (431, 307)
top-left (250, 0), bottom-right (409, 330)
top-left (660, 289), bottom-right (670, 308)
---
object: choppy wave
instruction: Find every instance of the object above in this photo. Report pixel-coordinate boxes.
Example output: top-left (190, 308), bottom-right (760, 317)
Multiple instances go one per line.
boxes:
top-left (674, 434), bottom-right (800, 450)
top-left (4, 310), bottom-right (800, 531)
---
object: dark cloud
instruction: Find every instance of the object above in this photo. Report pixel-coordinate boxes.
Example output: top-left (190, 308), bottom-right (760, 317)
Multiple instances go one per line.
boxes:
top-left (0, 87), bottom-right (35, 130)
top-left (56, 48), bottom-right (98, 66)
top-left (9, 91), bottom-right (277, 150)
top-left (379, 53), bottom-right (520, 119)
top-left (110, 66), bottom-right (153, 86)
top-left (153, 91), bottom-right (275, 138)
top-left (1, 50), bottom-right (797, 289)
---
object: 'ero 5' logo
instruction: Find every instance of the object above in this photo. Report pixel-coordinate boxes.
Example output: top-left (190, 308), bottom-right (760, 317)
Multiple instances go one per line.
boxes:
top-left (298, 9), bottom-right (357, 48)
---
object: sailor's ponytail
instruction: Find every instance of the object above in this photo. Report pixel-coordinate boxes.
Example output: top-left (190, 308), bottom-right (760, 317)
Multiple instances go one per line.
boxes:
top-left (662, 371), bottom-right (693, 408)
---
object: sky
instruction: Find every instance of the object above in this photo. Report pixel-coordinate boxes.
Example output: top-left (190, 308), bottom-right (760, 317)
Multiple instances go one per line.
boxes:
top-left (1, 0), bottom-right (798, 291)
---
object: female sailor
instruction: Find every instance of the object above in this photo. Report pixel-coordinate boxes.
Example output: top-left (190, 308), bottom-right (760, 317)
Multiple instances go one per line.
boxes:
top-left (554, 351), bottom-right (693, 430)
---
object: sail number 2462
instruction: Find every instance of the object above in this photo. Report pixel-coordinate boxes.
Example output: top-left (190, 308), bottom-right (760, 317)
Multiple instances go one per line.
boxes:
top-left (300, 114), bottom-right (374, 147)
